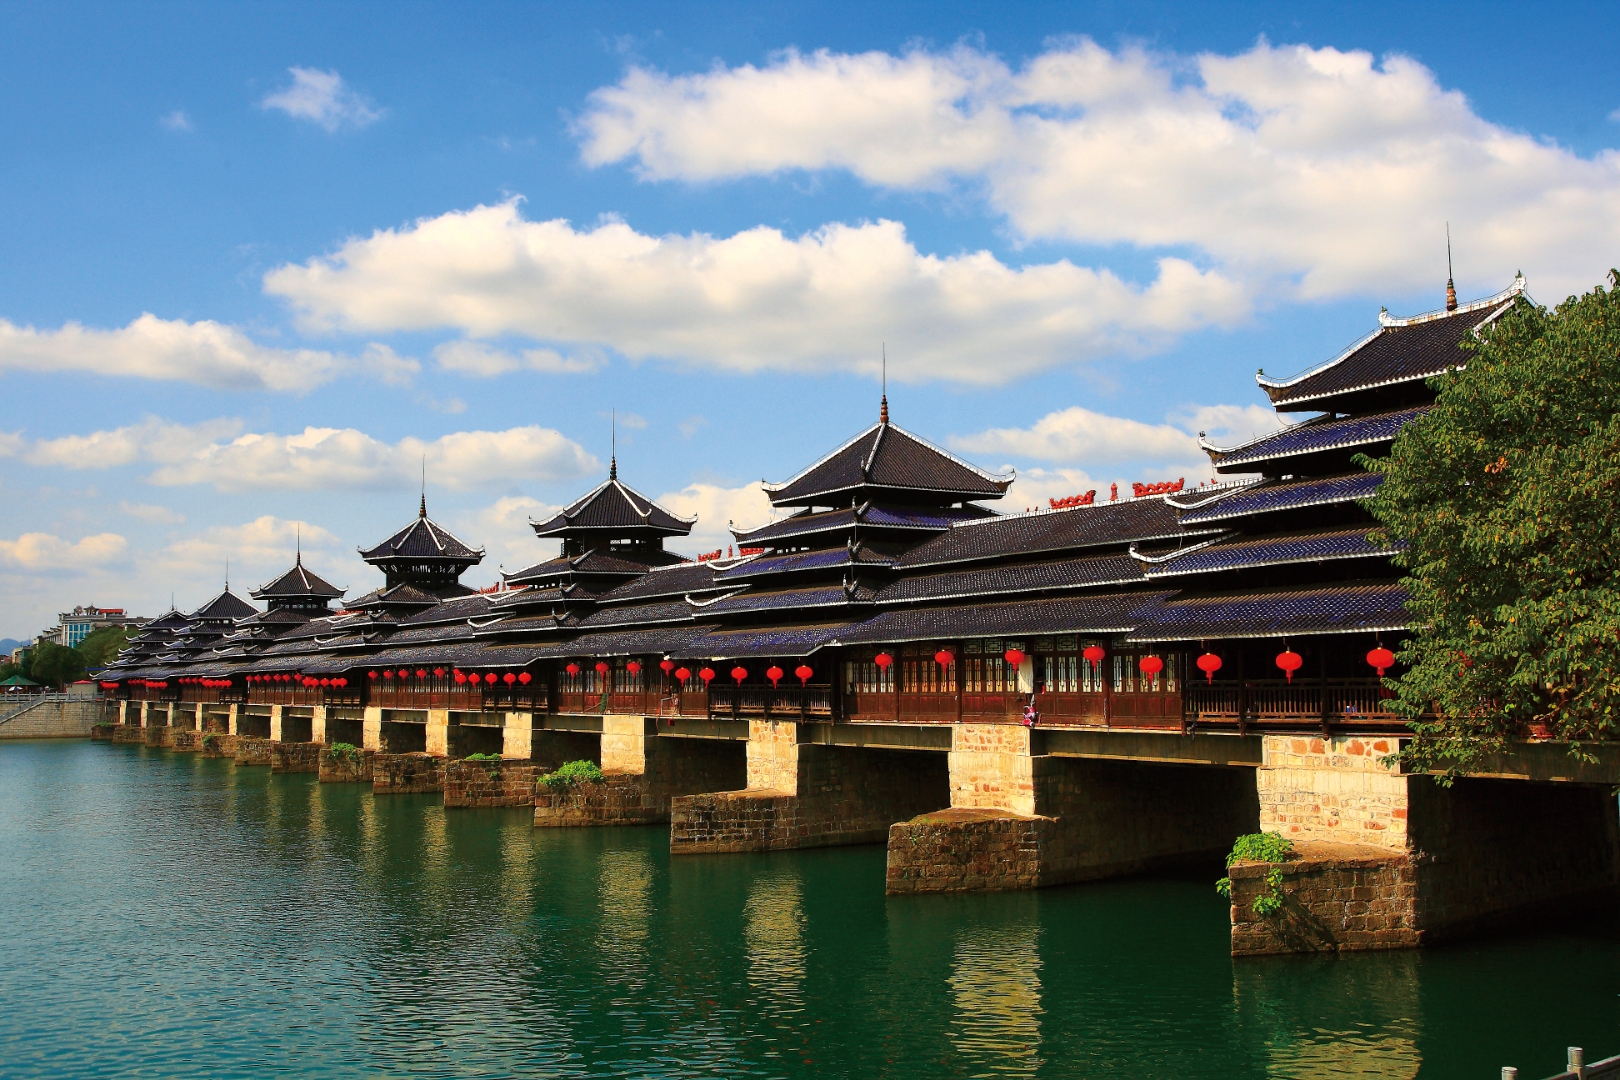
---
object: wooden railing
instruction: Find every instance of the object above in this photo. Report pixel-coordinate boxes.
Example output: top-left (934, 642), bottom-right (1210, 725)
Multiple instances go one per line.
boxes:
top-left (1185, 679), bottom-right (1401, 726)
top-left (705, 685), bottom-right (833, 721)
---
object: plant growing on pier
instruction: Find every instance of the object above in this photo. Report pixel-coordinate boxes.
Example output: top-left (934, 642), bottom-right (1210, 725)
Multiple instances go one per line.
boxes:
top-left (463, 752), bottom-right (501, 761)
top-left (539, 759), bottom-right (606, 789)
top-left (1364, 270), bottom-right (1620, 776)
top-left (329, 742), bottom-right (363, 764)
top-left (1216, 832), bottom-right (1296, 916)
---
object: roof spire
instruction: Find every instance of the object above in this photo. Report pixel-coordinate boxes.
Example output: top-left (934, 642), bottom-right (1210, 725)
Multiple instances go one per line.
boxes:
top-left (610, 409), bottom-right (617, 480)
top-left (1445, 223), bottom-right (1458, 312)
top-left (420, 456), bottom-right (427, 517)
top-left (225, 557), bottom-right (229, 592)
top-left (880, 344), bottom-right (889, 425)
top-left (295, 524), bottom-right (301, 566)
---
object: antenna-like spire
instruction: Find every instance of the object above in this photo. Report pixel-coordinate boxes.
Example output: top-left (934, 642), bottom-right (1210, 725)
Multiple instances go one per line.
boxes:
top-left (610, 409), bottom-right (617, 480)
top-left (1445, 223), bottom-right (1458, 312)
top-left (880, 344), bottom-right (889, 425)
top-left (225, 557), bottom-right (229, 592)
top-left (420, 456), bottom-right (427, 517)
top-left (295, 524), bottom-right (301, 566)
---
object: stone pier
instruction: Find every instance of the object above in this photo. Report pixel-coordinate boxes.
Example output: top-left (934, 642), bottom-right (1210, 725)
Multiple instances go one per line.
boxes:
top-left (1230, 736), bottom-right (1620, 955)
top-left (319, 745), bottom-right (375, 783)
top-left (670, 719), bottom-right (944, 853)
top-left (536, 715), bottom-right (745, 827)
top-left (886, 724), bottom-right (1257, 894)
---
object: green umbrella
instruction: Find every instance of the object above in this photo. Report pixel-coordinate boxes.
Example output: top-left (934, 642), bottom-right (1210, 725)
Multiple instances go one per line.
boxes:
top-left (0, 675), bottom-right (41, 687)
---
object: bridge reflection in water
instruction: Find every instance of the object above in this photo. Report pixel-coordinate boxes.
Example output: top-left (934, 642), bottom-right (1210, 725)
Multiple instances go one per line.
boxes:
top-left (949, 923), bottom-right (1044, 1076)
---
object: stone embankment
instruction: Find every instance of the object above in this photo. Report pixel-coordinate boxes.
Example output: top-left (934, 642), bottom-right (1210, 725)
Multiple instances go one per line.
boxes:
top-left (1, 697), bottom-right (101, 739)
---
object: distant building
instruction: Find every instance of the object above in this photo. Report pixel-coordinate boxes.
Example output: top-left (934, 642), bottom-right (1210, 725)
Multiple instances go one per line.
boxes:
top-left (52, 606), bottom-right (149, 649)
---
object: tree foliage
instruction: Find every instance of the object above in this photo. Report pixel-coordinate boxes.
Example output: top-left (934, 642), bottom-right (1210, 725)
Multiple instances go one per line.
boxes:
top-left (28, 642), bottom-right (86, 689)
top-left (1365, 271), bottom-right (1620, 773)
top-left (76, 625), bottom-right (132, 670)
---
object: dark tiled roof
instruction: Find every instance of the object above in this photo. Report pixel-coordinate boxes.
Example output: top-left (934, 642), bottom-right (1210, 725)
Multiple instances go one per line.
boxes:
top-left (896, 498), bottom-right (1213, 569)
top-left (250, 558), bottom-right (344, 600)
top-left (346, 583), bottom-right (444, 610)
top-left (1175, 472), bottom-right (1383, 525)
top-left (877, 554), bottom-right (1145, 605)
top-left (532, 625), bottom-right (715, 659)
top-left (504, 549), bottom-right (674, 585)
top-left (676, 624), bottom-right (857, 659)
top-left (189, 590), bottom-right (258, 622)
top-left (400, 594), bottom-right (496, 625)
top-left (596, 562), bottom-right (724, 603)
top-left (530, 478), bottom-right (693, 537)
top-left (839, 592), bottom-right (1170, 644)
top-left (358, 502), bottom-right (484, 562)
top-left (1126, 581), bottom-right (1410, 642)
top-left (1204, 406), bottom-right (1427, 473)
top-left (701, 584), bottom-right (876, 616)
top-left (733, 508), bottom-right (855, 545)
top-left (1260, 283), bottom-right (1523, 410)
top-left (1140, 528), bottom-right (1401, 579)
top-left (764, 421), bottom-right (1011, 506)
top-left (715, 546), bottom-right (893, 580)
top-left (575, 600), bottom-right (697, 628)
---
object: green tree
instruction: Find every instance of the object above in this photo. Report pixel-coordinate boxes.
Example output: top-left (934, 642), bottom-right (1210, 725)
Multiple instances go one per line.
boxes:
top-left (27, 641), bottom-right (85, 689)
top-left (1365, 271), bottom-right (1620, 774)
top-left (75, 625), bottom-right (132, 670)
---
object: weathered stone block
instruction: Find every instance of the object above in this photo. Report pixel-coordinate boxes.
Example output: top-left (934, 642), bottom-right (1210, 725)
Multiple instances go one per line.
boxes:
top-left (271, 741), bottom-right (321, 773)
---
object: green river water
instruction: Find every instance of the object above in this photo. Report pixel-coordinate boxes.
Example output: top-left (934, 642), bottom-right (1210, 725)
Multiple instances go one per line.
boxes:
top-left (2, 740), bottom-right (1616, 1078)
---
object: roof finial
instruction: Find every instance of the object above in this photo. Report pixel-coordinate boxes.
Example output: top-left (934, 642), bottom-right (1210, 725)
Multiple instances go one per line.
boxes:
top-left (225, 557), bottom-right (229, 592)
top-left (880, 344), bottom-right (889, 425)
top-left (1445, 223), bottom-right (1458, 312)
top-left (610, 409), bottom-right (617, 480)
top-left (295, 524), bottom-right (301, 566)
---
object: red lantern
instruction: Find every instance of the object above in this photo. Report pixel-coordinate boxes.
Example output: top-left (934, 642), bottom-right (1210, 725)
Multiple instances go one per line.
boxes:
top-left (1276, 649), bottom-right (1304, 683)
top-left (626, 660), bottom-right (642, 676)
top-left (565, 663), bottom-right (580, 677)
top-left (504, 672), bottom-right (517, 685)
top-left (795, 664), bottom-right (813, 685)
top-left (1004, 648), bottom-right (1026, 667)
top-left (336, 678), bottom-right (348, 688)
top-left (1366, 647), bottom-right (1395, 676)
top-left (398, 669), bottom-right (410, 680)
top-left (415, 669), bottom-right (426, 679)
top-left (766, 665), bottom-right (784, 687)
top-left (660, 659), bottom-right (675, 675)
top-left (874, 652), bottom-right (893, 670)
top-left (484, 673), bottom-right (497, 685)
top-left (320, 678), bottom-right (331, 687)
top-left (675, 667), bottom-right (691, 682)
top-left (433, 668), bottom-right (445, 678)
top-left (1139, 655), bottom-right (1164, 677)
top-left (1083, 645), bottom-right (1106, 664)
top-left (699, 667), bottom-right (716, 684)
top-left (454, 671), bottom-right (467, 684)
top-left (731, 666), bottom-right (748, 684)
top-left (518, 671), bottom-right (532, 685)
top-left (1196, 652), bottom-right (1223, 684)
top-left (934, 650), bottom-right (954, 668)
top-left (595, 661), bottom-right (610, 676)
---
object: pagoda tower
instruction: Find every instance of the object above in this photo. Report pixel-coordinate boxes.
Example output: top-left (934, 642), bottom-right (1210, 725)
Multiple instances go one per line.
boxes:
top-left (350, 495), bottom-right (485, 615)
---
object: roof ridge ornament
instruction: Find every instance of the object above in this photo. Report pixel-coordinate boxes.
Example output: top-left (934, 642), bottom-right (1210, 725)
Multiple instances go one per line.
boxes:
top-left (880, 344), bottom-right (889, 425)
top-left (1445, 223), bottom-right (1458, 312)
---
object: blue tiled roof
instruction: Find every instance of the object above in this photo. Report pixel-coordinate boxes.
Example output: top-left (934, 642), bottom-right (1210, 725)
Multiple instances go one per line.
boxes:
top-left (840, 592), bottom-right (1170, 644)
top-left (675, 624), bottom-right (857, 659)
top-left (1206, 407), bottom-right (1427, 472)
top-left (1126, 581), bottom-right (1410, 642)
top-left (1176, 472), bottom-right (1383, 525)
top-left (1142, 528), bottom-right (1401, 579)
top-left (877, 554), bottom-right (1145, 604)
top-left (716, 547), bottom-right (888, 580)
top-left (702, 585), bottom-right (876, 615)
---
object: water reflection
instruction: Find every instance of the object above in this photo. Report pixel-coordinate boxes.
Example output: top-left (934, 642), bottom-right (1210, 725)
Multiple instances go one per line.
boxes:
top-left (1233, 950), bottom-right (1423, 1079)
top-left (949, 922), bottom-right (1044, 1076)
top-left (596, 848), bottom-right (654, 990)
top-left (743, 871), bottom-right (807, 1008)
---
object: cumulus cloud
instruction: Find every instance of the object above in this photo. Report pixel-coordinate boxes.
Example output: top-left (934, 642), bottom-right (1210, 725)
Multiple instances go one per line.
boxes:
top-left (577, 41), bottom-right (1620, 299)
top-left (10, 416), bottom-right (597, 492)
top-left (261, 67), bottom-right (383, 131)
top-left (0, 531), bottom-right (128, 571)
top-left (433, 339), bottom-right (600, 377)
top-left (160, 110), bottom-right (193, 132)
top-left (655, 481), bottom-right (774, 557)
top-left (952, 402), bottom-right (1286, 466)
top-left (118, 501), bottom-right (186, 525)
top-left (264, 202), bottom-right (1247, 384)
top-left (463, 495), bottom-right (561, 572)
top-left (160, 516), bottom-right (339, 572)
top-left (0, 314), bottom-right (416, 391)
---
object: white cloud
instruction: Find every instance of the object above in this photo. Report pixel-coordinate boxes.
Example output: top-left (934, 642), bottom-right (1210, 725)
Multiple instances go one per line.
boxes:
top-left (432, 339), bottom-right (601, 377)
top-left (118, 501), bottom-right (186, 525)
top-left (0, 531), bottom-right (128, 571)
top-left (160, 110), bottom-right (193, 132)
top-left (655, 481), bottom-right (774, 557)
top-left (160, 516), bottom-right (339, 573)
top-left (678, 415), bottom-right (706, 438)
top-left (952, 402), bottom-right (1288, 466)
top-left (577, 41), bottom-right (1620, 300)
top-left (463, 495), bottom-right (561, 572)
top-left (0, 314), bottom-right (416, 391)
top-left (261, 67), bottom-right (383, 132)
top-left (10, 417), bottom-right (597, 492)
top-left (264, 202), bottom-right (1247, 384)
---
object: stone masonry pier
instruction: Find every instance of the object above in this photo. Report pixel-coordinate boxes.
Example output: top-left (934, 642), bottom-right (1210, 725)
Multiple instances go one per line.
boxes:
top-left (535, 715), bottom-right (745, 827)
top-left (670, 719), bottom-right (947, 853)
top-left (1230, 735), bottom-right (1620, 955)
top-left (886, 724), bottom-right (1258, 893)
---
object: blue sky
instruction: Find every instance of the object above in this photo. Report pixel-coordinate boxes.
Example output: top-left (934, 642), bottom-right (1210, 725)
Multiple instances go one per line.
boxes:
top-left (2, 0), bottom-right (1617, 638)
